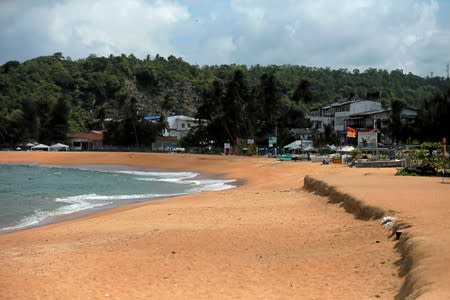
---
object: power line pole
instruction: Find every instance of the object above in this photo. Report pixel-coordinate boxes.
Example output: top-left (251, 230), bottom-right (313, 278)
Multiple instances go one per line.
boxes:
top-left (446, 63), bottom-right (449, 79)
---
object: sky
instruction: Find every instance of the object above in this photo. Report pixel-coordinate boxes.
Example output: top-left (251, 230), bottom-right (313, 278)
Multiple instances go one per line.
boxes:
top-left (1, 0), bottom-right (449, 77)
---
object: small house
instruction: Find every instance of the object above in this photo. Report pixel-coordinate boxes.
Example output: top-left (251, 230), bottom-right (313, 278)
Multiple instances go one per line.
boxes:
top-left (66, 131), bottom-right (103, 151)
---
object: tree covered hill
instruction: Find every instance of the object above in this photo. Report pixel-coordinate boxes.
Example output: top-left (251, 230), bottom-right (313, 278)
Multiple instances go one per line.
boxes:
top-left (0, 52), bottom-right (449, 147)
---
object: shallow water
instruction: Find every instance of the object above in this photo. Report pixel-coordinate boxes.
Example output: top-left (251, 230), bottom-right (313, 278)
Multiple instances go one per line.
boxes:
top-left (0, 164), bottom-right (235, 232)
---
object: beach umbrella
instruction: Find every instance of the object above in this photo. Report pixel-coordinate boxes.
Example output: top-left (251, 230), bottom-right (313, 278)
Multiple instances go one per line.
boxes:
top-left (340, 145), bottom-right (355, 152)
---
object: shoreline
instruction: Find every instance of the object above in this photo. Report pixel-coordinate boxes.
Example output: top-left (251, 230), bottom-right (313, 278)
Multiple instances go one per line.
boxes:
top-left (0, 151), bottom-right (448, 298)
top-left (0, 162), bottom-right (239, 234)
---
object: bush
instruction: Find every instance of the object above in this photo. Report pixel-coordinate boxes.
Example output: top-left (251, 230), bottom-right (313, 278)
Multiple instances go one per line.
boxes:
top-left (397, 142), bottom-right (449, 177)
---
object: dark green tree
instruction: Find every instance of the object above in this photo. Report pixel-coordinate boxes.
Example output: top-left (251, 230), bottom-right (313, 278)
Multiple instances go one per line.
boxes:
top-left (257, 73), bottom-right (282, 138)
top-left (47, 96), bottom-right (71, 142)
top-left (196, 79), bottom-right (228, 146)
top-left (124, 96), bottom-right (140, 145)
top-left (416, 88), bottom-right (450, 142)
top-left (384, 99), bottom-right (406, 144)
top-left (21, 98), bottom-right (40, 141)
top-left (2, 52), bottom-right (450, 148)
top-left (293, 79), bottom-right (313, 104)
top-left (222, 70), bottom-right (250, 141)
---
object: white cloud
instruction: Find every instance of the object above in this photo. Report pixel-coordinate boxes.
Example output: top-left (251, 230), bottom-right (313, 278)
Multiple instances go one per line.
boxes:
top-left (0, 0), bottom-right (449, 76)
top-left (224, 0), bottom-right (448, 75)
top-left (199, 35), bottom-right (237, 64)
top-left (0, 0), bottom-right (191, 60)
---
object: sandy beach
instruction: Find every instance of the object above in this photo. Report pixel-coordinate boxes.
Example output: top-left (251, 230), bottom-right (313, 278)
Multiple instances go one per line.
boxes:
top-left (0, 152), bottom-right (448, 299)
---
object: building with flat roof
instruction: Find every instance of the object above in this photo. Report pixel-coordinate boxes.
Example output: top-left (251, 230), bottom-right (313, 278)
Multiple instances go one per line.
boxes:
top-left (309, 99), bottom-right (382, 135)
top-left (308, 99), bottom-right (417, 144)
top-left (163, 115), bottom-right (200, 140)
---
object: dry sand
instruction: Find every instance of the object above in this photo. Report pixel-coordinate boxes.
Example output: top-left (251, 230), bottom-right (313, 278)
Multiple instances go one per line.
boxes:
top-left (0, 152), bottom-right (447, 299)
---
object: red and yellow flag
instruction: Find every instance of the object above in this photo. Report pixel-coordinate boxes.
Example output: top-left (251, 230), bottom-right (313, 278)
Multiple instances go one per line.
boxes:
top-left (346, 126), bottom-right (357, 138)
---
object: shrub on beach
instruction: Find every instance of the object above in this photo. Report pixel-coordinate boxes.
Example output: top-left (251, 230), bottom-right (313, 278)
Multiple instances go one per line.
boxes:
top-left (397, 142), bottom-right (449, 177)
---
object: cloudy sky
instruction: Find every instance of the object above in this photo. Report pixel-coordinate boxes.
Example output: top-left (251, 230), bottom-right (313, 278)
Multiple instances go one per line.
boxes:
top-left (1, 0), bottom-right (449, 77)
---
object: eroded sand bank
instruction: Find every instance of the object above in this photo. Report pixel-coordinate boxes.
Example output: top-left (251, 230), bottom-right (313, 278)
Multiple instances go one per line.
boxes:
top-left (0, 152), bottom-right (446, 299)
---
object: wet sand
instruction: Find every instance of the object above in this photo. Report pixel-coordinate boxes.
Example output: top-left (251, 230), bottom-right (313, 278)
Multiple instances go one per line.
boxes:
top-left (0, 151), bottom-right (447, 299)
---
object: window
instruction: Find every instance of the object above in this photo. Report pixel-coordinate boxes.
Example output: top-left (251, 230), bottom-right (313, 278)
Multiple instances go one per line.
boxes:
top-left (181, 123), bottom-right (185, 128)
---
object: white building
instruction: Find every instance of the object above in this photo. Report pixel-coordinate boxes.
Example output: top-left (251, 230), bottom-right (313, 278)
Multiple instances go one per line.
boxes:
top-left (309, 99), bottom-right (382, 133)
top-left (333, 100), bottom-right (382, 132)
top-left (309, 99), bottom-right (417, 145)
top-left (163, 115), bottom-right (199, 139)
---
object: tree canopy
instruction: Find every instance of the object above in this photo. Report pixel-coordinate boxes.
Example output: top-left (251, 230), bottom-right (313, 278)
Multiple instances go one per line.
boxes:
top-left (1, 52), bottom-right (449, 148)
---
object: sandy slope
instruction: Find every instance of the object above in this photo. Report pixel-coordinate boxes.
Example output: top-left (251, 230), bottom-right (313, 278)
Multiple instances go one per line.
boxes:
top-left (305, 169), bottom-right (450, 299)
top-left (0, 151), bottom-right (445, 299)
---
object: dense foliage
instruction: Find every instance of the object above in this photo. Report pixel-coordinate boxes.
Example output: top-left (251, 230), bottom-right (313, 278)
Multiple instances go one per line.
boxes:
top-left (397, 142), bottom-right (450, 177)
top-left (0, 52), bottom-right (449, 148)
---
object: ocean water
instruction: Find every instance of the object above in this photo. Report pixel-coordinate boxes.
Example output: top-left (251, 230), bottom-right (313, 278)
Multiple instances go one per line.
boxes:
top-left (0, 164), bottom-right (235, 232)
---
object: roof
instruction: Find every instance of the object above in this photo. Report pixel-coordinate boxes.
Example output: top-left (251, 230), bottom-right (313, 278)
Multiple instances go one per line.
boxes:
top-left (330, 100), bottom-right (354, 107)
top-left (329, 99), bottom-right (381, 108)
top-left (349, 109), bottom-right (387, 117)
top-left (31, 143), bottom-right (49, 149)
top-left (350, 107), bottom-right (417, 118)
top-left (66, 131), bottom-right (103, 141)
top-left (50, 143), bottom-right (69, 148)
top-left (167, 115), bottom-right (197, 122)
top-left (155, 136), bottom-right (178, 142)
top-left (290, 128), bottom-right (314, 135)
top-left (284, 140), bottom-right (313, 150)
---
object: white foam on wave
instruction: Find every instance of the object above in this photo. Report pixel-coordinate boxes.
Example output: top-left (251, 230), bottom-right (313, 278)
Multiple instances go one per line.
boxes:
top-left (85, 168), bottom-right (236, 190)
top-left (135, 177), bottom-right (193, 183)
top-left (54, 193), bottom-right (181, 202)
top-left (1, 167), bottom-right (236, 232)
top-left (115, 170), bottom-right (198, 179)
top-left (186, 179), bottom-right (237, 192)
top-left (1, 210), bottom-right (54, 231)
top-left (135, 175), bottom-right (237, 191)
top-left (123, 169), bottom-right (237, 191)
top-left (1, 196), bottom-right (108, 231)
top-left (1, 192), bottom-right (187, 232)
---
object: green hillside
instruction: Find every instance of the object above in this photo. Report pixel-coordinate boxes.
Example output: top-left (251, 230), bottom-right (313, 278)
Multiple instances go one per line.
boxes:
top-left (1, 52), bottom-right (449, 148)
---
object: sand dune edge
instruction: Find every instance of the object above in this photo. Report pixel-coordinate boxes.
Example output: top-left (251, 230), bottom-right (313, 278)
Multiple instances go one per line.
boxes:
top-left (304, 175), bottom-right (432, 299)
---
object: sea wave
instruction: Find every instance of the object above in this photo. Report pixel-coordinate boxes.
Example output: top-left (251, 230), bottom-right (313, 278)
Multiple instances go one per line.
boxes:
top-left (134, 176), bottom-right (237, 190)
top-left (54, 193), bottom-right (184, 202)
top-left (1, 209), bottom-right (55, 231)
top-left (1, 166), bottom-right (236, 232)
top-left (114, 170), bottom-right (198, 179)
top-left (1, 192), bottom-right (186, 232)
top-left (185, 179), bottom-right (237, 191)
